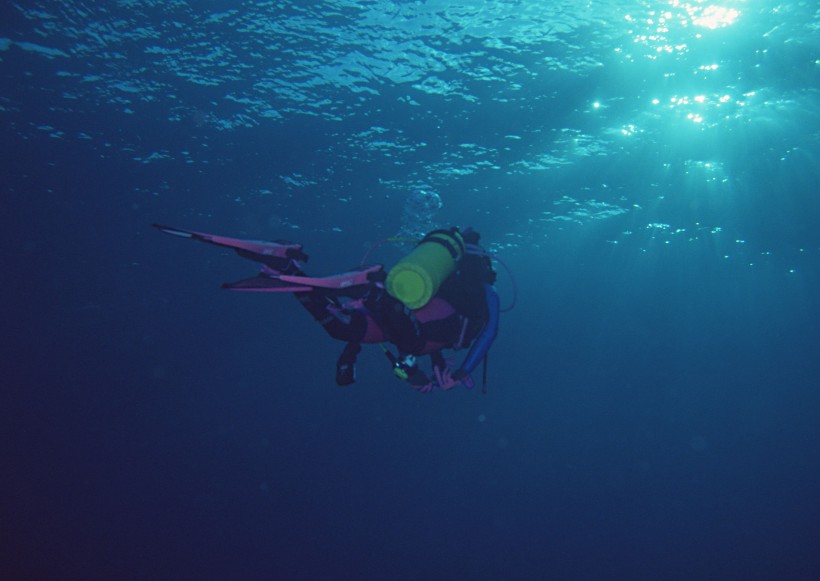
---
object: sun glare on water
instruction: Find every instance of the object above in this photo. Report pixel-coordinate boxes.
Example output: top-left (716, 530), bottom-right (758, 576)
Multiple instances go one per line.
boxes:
top-left (689, 4), bottom-right (741, 29)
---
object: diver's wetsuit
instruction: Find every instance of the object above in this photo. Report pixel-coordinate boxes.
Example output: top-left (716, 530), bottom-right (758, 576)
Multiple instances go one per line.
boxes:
top-left (290, 242), bottom-right (497, 386)
top-left (153, 222), bottom-right (500, 389)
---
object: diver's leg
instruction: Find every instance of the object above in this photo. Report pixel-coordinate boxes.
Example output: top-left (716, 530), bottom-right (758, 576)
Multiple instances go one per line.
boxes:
top-left (294, 291), bottom-right (370, 386)
top-left (294, 292), bottom-right (368, 343)
top-left (294, 286), bottom-right (422, 350)
top-left (365, 291), bottom-right (426, 355)
top-left (335, 341), bottom-right (361, 386)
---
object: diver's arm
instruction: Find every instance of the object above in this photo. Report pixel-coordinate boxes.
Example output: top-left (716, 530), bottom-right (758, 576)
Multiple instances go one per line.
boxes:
top-left (453, 284), bottom-right (500, 380)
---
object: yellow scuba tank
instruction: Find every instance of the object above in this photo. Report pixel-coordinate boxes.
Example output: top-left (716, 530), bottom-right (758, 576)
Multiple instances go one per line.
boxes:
top-left (385, 228), bottom-right (465, 309)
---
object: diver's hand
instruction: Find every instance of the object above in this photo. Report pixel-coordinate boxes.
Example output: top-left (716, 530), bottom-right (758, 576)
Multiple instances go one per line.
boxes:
top-left (413, 381), bottom-right (436, 394)
top-left (433, 366), bottom-right (474, 391)
top-left (412, 368), bottom-right (442, 393)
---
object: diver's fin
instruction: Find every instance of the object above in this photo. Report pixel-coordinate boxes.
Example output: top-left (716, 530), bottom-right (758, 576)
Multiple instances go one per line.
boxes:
top-left (221, 275), bottom-right (313, 292)
top-left (277, 264), bottom-right (385, 290)
top-left (224, 265), bottom-right (384, 293)
top-left (152, 224), bottom-right (308, 267)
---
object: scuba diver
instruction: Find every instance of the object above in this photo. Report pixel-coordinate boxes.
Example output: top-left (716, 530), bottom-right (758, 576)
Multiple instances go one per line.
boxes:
top-left (153, 224), bottom-right (501, 392)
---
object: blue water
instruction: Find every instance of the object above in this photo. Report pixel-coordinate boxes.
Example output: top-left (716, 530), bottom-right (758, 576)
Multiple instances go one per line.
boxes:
top-left (2, 1), bottom-right (819, 579)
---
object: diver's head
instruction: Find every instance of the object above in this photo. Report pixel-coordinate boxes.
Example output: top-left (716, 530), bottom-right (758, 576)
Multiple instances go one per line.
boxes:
top-left (460, 226), bottom-right (480, 245)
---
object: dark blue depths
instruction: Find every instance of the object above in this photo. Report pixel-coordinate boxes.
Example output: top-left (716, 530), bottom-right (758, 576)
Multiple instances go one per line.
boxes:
top-left (2, 1), bottom-right (819, 579)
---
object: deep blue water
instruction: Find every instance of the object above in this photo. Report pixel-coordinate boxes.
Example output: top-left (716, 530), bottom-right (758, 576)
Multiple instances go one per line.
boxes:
top-left (2, 1), bottom-right (819, 579)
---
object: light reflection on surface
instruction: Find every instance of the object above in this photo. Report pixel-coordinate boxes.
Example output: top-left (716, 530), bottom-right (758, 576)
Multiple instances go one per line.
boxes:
top-left (691, 5), bottom-right (741, 29)
top-left (618, 1), bottom-right (751, 128)
top-left (654, 90), bottom-right (755, 126)
top-left (624, 0), bottom-right (742, 59)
